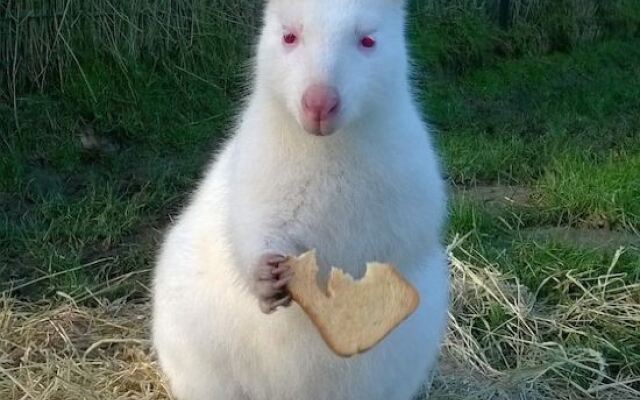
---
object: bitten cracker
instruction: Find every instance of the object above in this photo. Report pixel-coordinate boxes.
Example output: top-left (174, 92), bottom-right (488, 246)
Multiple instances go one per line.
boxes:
top-left (283, 250), bottom-right (420, 357)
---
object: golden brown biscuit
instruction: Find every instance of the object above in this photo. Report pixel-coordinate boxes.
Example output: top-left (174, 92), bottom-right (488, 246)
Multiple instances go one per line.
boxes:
top-left (283, 250), bottom-right (420, 357)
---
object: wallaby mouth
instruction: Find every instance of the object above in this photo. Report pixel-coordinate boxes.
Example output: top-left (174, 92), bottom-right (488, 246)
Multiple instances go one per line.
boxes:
top-left (302, 118), bottom-right (338, 136)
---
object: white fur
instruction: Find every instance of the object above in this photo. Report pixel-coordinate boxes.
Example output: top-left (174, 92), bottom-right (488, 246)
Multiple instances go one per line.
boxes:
top-left (152, 0), bottom-right (449, 399)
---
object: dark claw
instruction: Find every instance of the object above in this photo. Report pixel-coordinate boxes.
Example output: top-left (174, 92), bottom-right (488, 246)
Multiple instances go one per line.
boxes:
top-left (260, 254), bottom-right (286, 266)
top-left (273, 275), bottom-right (291, 290)
top-left (271, 295), bottom-right (292, 309)
top-left (272, 264), bottom-right (290, 275)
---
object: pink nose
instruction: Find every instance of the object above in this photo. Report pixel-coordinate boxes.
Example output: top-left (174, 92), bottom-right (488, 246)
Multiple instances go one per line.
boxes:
top-left (301, 85), bottom-right (340, 122)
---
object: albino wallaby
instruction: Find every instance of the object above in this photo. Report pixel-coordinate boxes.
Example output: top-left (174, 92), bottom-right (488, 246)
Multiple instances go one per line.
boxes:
top-left (152, 0), bottom-right (448, 399)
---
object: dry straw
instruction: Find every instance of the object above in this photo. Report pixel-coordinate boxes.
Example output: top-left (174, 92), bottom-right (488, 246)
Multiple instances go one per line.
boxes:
top-left (0, 0), bottom-right (262, 98)
top-left (2, 236), bottom-right (638, 399)
top-left (2, 0), bottom-right (631, 99)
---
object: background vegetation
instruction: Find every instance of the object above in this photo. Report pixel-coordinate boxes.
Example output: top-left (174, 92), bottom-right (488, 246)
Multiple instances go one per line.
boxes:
top-left (1, 0), bottom-right (639, 398)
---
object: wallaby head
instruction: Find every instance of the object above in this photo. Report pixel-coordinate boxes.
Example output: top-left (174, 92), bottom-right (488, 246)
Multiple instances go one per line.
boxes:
top-left (255, 0), bottom-right (409, 137)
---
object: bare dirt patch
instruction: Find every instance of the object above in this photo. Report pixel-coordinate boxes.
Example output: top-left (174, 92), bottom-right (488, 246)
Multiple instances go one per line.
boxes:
top-left (454, 185), bottom-right (535, 208)
top-left (524, 226), bottom-right (640, 251)
top-left (455, 184), bottom-right (640, 250)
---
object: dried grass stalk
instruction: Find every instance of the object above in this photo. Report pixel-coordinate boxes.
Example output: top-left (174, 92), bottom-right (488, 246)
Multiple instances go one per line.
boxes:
top-left (2, 237), bottom-right (639, 399)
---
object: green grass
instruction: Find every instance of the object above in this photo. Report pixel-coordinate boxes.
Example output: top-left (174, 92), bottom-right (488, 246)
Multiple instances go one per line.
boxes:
top-left (447, 193), bottom-right (640, 380)
top-left (0, 54), bottom-right (239, 297)
top-left (1, 3), bottom-right (638, 298)
top-left (428, 40), bottom-right (640, 185)
top-left (537, 152), bottom-right (640, 229)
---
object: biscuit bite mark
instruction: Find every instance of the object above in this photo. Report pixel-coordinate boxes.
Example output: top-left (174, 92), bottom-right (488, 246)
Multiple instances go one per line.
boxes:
top-left (283, 250), bottom-right (420, 357)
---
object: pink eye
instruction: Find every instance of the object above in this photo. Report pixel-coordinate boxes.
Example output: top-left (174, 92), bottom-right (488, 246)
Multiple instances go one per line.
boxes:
top-left (360, 36), bottom-right (376, 48)
top-left (283, 33), bottom-right (297, 45)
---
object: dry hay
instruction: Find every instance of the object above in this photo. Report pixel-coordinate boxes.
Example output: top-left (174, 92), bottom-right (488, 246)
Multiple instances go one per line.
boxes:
top-left (0, 0), bottom-right (263, 100)
top-left (0, 299), bottom-right (166, 399)
top-left (433, 236), bottom-right (640, 399)
top-left (2, 238), bottom-right (639, 399)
